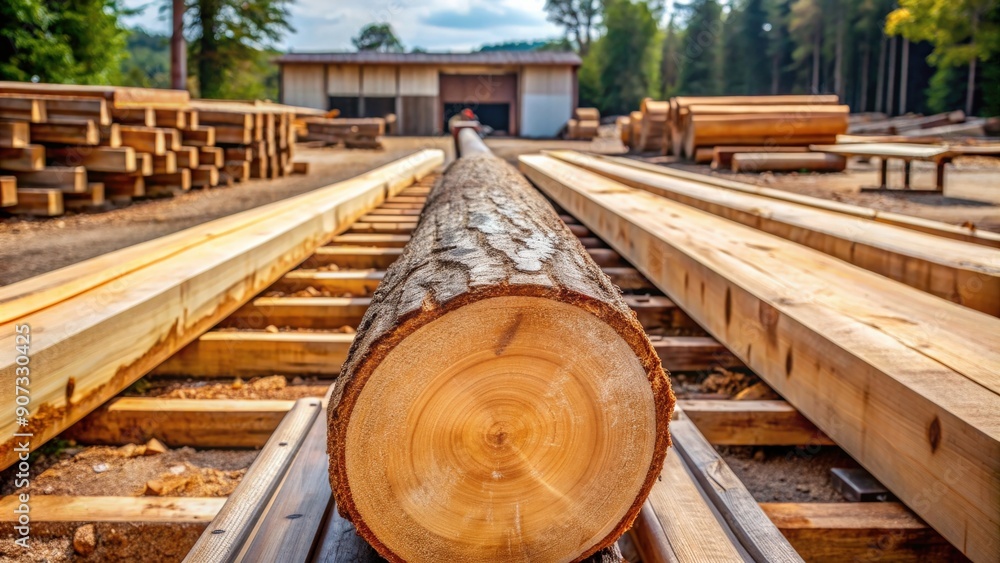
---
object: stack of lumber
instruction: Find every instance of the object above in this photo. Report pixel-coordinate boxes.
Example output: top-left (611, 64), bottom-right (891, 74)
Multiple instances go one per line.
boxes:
top-left (848, 110), bottom-right (966, 135)
top-left (300, 117), bottom-right (385, 149)
top-left (633, 98), bottom-right (669, 153)
top-left (328, 129), bottom-right (673, 562)
top-left (629, 110), bottom-right (643, 149)
top-left (617, 115), bottom-right (631, 145)
top-left (0, 150), bottom-right (443, 473)
top-left (0, 81), bottom-right (316, 216)
top-left (519, 154), bottom-right (1000, 563)
top-left (671, 96), bottom-right (849, 160)
top-left (565, 107), bottom-right (600, 140)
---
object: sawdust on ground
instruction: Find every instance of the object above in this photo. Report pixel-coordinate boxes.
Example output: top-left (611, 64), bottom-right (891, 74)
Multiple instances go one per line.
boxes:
top-left (141, 375), bottom-right (330, 401)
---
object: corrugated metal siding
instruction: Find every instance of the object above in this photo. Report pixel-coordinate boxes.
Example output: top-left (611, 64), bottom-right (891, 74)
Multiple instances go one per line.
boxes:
top-left (520, 67), bottom-right (573, 137)
top-left (327, 65), bottom-right (360, 95)
top-left (362, 66), bottom-right (397, 96)
top-left (399, 67), bottom-right (438, 96)
top-left (281, 64), bottom-right (325, 109)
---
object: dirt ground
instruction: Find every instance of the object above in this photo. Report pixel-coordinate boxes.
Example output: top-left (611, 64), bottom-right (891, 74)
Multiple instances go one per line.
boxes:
top-left (0, 137), bottom-right (453, 285)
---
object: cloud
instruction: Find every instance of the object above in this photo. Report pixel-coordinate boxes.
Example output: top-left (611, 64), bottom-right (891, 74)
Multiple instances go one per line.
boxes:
top-left (421, 5), bottom-right (545, 30)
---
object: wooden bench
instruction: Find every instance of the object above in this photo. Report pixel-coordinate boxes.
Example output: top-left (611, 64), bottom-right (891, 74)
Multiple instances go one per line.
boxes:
top-left (810, 142), bottom-right (1000, 192)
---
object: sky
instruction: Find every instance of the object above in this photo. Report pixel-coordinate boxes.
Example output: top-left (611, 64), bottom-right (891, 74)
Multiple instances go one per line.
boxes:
top-left (120, 0), bottom-right (567, 52)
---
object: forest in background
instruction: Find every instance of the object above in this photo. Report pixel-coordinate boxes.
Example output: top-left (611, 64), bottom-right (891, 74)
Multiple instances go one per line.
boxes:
top-left (1, 0), bottom-right (997, 117)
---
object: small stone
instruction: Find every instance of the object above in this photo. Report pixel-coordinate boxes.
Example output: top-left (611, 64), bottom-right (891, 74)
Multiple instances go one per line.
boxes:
top-left (232, 377), bottom-right (244, 390)
top-left (92, 463), bottom-right (109, 473)
top-left (795, 484), bottom-right (811, 493)
top-left (264, 325), bottom-right (279, 333)
top-left (43, 485), bottom-right (54, 495)
top-left (752, 449), bottom-right (766, 462)
top-left (144, 480), bottom-right (166, 496)
top-left (339, 325), bottom-right (356, 334)
top-left (290, 376), bottom-right (304, 385)
top-left (73, 524), bottom-right (96, 556)
top-left (304, 286), bottom-right (320, 297)
top-left (118, 444), bottom-right (138, 457)
top-left (55, 220), bottom-right (66, 229)
top-left (169, 465), bottom-right (186, 475)
top-left (144, 438), bottom-right (168, 455)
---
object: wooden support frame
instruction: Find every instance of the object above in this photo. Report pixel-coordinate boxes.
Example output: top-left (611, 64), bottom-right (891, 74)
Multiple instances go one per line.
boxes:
top-left (520, 154), bottom-right (1000, 562)
top-left (679, 400), bottom-right (833, 446)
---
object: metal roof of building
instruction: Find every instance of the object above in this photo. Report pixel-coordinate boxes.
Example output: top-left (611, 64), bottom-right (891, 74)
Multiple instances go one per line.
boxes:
top-left (275, 51), bottom-right (582, 66)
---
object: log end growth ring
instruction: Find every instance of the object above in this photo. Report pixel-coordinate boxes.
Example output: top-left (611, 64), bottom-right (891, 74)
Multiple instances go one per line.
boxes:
top-left (339, 296), bottom-right (659, 562)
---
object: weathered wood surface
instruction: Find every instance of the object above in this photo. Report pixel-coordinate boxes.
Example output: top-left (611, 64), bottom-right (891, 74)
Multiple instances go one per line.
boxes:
top-left (520, 154), bottom-right (1000, 562)
top-left (329, 153), bottom-right (674, 562)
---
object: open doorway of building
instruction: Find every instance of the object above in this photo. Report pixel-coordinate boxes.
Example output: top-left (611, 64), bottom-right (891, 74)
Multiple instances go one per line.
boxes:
top-left (442, 103), bottom-right (510, 134)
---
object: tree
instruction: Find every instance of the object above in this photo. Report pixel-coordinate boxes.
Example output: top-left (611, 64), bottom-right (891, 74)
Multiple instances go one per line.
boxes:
top-left (0, 0), bottom-right (128, 84)
top-left (676, 0), bottom-right (724, 95)
top-left (598, 0), bottom-right (661, 113)
top-left (184, 0), bottom-right (293, 99)
top-left (887, 0), bottom-right (998, 115)
top-left (788, 0), bottom-right (823, 93)
top-left (352, 23), bottom-right (404, 53)
top-left (660, 12), bottom-right (684, 98)
top-left (119, 28), bottom-right (171, 88)
top-left (544, 0), bottom-right (601, 55)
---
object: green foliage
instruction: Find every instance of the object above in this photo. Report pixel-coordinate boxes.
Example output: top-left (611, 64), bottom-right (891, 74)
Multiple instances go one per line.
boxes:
top-left (725, 0), bottom-right (772, 94)
top-left (0, 0), bottom-right (128, 84)
top-left (186, 0), bottom-right (293, 99)
top-left (352, 23), bottom-right (404, 53)
top-left (578, 36), bottom-right (605, 108)
top-left (925, 65), bottom-right (967, 113)
top-left (544, 0), bottom-right (602, 55)
top-left (478, 39), bottom-right (573, 52)
top-left (594, 0), bottom-right (661, 114)
top-left (676, 0), bottom-right (724, 95)
top-left (660, 13), bottom-right (684, 98)
top-left (119, 28), bottom-right (170, 88)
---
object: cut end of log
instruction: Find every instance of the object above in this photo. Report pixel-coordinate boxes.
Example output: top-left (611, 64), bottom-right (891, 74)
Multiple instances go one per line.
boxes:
top-left (337, 296), bottom-right (659, 561)
top-left (328, 152), bottom-right (673, 562)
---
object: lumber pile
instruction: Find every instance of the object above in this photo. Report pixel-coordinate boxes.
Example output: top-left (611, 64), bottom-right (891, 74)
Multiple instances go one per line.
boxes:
top-left (300, 117), bottom-right (385, 149)
top-left (0, 81), bottom-right (315, 216)
top-left (633, 98), bottom-right (669, 152)
top-left (328, 141), bottom-right (673, 561)
top-left (565, 107), bottom-right (600, 140)
top-left (520, 154), bottom-right (1000, 563)
top-left (730, 152), bottom-right (847, 172)
top-left (0, 149), bottom-right (444, 472)
top-left (848, 110), bottom-right (967, 135)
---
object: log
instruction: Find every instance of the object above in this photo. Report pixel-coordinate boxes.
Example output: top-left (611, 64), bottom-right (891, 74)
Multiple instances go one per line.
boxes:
top-left (711, 145), bottom-right (810, 169)
top-left (730, 152), bottom-right (847, 172)
top-left (683, 114), bottom-right (850, 158)
top-left (328, 150), bottom-right (674, 562)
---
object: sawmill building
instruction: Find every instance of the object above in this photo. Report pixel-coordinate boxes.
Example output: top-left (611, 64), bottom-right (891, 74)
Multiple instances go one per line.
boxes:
top-left (275, 51), bottom-right (581, 137)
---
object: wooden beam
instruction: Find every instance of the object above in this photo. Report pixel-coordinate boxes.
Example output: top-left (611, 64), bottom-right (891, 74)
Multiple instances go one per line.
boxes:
top-left (223, 297), bottom-right (372, 329)
top-left (652, 336), bottom-right (742, 372)
top-left (29, 121), bottom-right (99, 145)
top-left (63, 182), bottom-right (106, 211)
top-left (182, 126), bottom-right (216, 147)
top-left (329, 234), bottom-right (411, 247)
top-left (761, 502), bottom-right (965, 561)
top-left (7, 187), bottom-right (63, 216)
top-left (0, 97), bottom-right (46, 121)
top-left (47, 146), bottom-right (137, 173)
top-left (0, 176), bottom-right (15, 207)
top-left (306, 246), bottom-right (403, 269)
top-left (0, 122), bottom-right (29, 149)
top-left (119, 126), bottom-right (166, 155)
top-left (679, 400), bottom-right (833, 446)
top-left (12, 166), bottom-right (86, 192)
top-left (176, 146), bottom-right (200, 168)
top-left (0, 150), bottom-right (444, 470)
top-left (520, 154), bottom-right (1000, 562)
top-left (0, 495), bottom-right (224, 524)
top-left (0, 145), bottom-right (45, 171)
top-left (549, 151), bottom-right (1000, 314)
top-left (190, 164), bottom-right (219, 188)
top-left (272, 269), bottom-right (384, 295)
top-left (65, 397), bottom-right (295, 448)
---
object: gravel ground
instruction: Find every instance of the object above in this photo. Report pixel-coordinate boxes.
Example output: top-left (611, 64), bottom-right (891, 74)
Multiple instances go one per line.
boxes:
top-left (0, 137), bottom-right (453, 285)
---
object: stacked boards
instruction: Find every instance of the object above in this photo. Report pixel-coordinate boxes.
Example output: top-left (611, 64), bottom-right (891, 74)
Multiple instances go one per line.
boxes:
top-left (0, 81), bottom-right (318, 216)
top-left (633, 98), bottom-right (669, 153)
top-left (300, 117), bottom-right (386, 149)
top-left (565, 107), bottom-right (600, 140)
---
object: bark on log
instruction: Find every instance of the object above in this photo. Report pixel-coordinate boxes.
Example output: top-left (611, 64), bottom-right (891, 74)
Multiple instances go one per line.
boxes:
top-left (328, 152), bottom-right (674, 562)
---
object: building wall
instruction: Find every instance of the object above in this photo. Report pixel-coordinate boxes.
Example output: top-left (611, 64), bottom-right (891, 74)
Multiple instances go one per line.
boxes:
top-left (281, 64), bottom-right (325, 109)
top-left (400, 96), bottom-right (438, 135)
top-left (362, 66), bottom-right (397, 96)
top-left (520, 66), bottom-right (574, 137)
top-left (327, 65), bottom-right (360, 96)
top-left (399, 67), bottom-right (439, 96)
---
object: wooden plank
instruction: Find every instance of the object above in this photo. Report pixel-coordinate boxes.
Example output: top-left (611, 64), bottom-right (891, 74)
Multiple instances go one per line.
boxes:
top-left (190, 165), bottom-right (219, 188)
top-left (34, 95), bottom-right (111, 126)
top-left (550, 151), bottom-right (1000, 315)
top-left (199, 146), bottom-right (224, 167)
top-left (176, 146), bottom-right (200, 168)
top-left (6, 187), bottom-right (63, 215)
top-left (602, 266), bottom-right (654, 291)
top-left (29, 121), bottom-right (99, 145)
top-left (0, 495), bottom-right (224, 524)
top-left (306, 246), bottom-right (403, 269)
top-left (0, 145), bottom-right (45, 171)
top-left (730, 152), bottom-right (847, 172)
top-left (594, 153), bottom-right (1000, 248)
top-left (329, 234), bottom-right (411, 247)
top-left (162, 128), bottom-right (182, 151)
top-left (213, 125), bottom-right (253, 145)
top-left (671, 418), bottom-right (805, 561)
top-left (761, 503), bottom-right (966, 562)
top-left (66, 397), bottom-right (294, 448)
top-left (241, 406), bottom-right (332, 561)
top-left (0, 82), bottom-right (190, 107)
top-left (184, 399), bottom-right (320, 562)
top-left (220, 161), bottom-right (250, 183)
top-left (111, 105), bottom-right (155, 126)
top-left (632, 450), bottom-right (748, 562)
top-left (652, 336), bottom-right (743, 372)
top-left (0, 151), bottom-right (444, 470)
top-left (347, 221), bottom-right (417, 234)
top-left (679, 400), bottom-right (833, 446)
top-left (273, 269), bottom-right (384, 295)
top-left (155, 330), bottom-right (354, 377)
top-left (223, 297), bottom-right (372, 329)
top-left (183, 126), bottom-right (216, 147)
top-left (146, 169), bottom-right (191, 191)
top-left (119, 126), bottom-right (166, 155)
top-left (152, 151), bottom-right (178, 174)
top-left (0, 96), bottom-right (46, 121)
top-left (311, 503), bottom-right (382, 562)
top-left (520, 154), bottom-right (1000, 562)
top-left (63, 182), bottom-right (106, 211)
top-left (11, 166), bottom-right (86, 192)
top-left (47, 146), bottom-right (137, 173)
top-left (0, 122), bottom-right (29, 149)
top-left (0, 176), bottom-right (15, 207)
